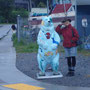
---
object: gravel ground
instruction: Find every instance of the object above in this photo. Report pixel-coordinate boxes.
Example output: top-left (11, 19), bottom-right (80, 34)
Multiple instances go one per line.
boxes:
top-left (16, 53), bottom-right (90, 87)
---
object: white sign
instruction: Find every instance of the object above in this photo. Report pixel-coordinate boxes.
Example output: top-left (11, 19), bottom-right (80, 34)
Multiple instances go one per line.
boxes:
top-left (82, 18), bottom-right (88, 27)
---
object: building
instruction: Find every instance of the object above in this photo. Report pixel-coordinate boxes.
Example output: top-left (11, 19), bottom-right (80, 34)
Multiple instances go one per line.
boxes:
top-left (14, 0), bottom-right (29, 10)
top-left (78, 0), bottom-right (90, 38)
top-left (72, 0), bottom-right (90, 5)
top-left (51, 0), bottom-right (90, 37)
top-left (29, 0), bottom-right (75, 28)
top-left (52, 0), bottom-right (71, 6)
top-left (76, 0), bottom-right (90, 37)
top-left (14, 0), bottom-right (35, 10)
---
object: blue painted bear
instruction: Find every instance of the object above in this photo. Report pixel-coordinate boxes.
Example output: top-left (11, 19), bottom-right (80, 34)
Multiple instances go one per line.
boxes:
top-left (37, 16), bottom-right (61, 76)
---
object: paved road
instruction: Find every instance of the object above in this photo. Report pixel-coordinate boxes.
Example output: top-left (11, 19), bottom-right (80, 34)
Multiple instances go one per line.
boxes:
top-left (0, 25), bottom-right (11, 39)
top-left (0, 25), bottom-right (90, 90)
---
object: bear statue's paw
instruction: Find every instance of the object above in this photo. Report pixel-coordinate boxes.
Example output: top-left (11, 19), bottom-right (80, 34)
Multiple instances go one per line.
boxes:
top-left (38, 71), bottom-right (45, 76)
top-left (51, 44), bottom-right (57, 50)
top-left (53, 71), bottom-right (60, 75)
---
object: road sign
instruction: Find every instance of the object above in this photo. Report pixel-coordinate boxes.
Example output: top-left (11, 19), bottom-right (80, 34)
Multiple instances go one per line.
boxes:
top-left (82, 18), bottom-right (88, 27)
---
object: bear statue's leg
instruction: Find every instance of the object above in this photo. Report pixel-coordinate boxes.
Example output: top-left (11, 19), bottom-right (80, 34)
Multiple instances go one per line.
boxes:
top-left (52, 53), bottom-right (60, 75)
top-left (37, 54), bottom-right (47, 76)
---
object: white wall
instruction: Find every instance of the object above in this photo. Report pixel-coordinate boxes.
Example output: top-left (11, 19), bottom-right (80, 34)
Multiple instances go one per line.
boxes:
top-left (77, 0), bottom-right (90, 5)
top-left (71, 0), bottom-right (90, 5)
top-left (31, 8), bottom-right (47, 13)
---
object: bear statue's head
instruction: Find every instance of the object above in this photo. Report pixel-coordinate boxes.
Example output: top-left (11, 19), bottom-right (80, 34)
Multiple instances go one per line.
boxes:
top-left (40, 16), bottom-right (55, 38)
top-left (41, 16), bottom-right (53, 27)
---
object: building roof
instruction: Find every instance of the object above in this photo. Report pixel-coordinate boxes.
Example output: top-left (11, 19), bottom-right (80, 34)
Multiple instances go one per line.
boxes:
top-left (52, 4), bottom-right (72, 14)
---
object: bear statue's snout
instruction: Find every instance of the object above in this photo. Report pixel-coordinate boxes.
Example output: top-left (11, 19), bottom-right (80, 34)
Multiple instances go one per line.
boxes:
top-left (48, 21), bottom-right (50, 23)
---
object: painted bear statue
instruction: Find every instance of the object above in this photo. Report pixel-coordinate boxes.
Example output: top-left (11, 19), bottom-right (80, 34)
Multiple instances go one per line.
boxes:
top-left (37, 16), bottom-right (61, 76)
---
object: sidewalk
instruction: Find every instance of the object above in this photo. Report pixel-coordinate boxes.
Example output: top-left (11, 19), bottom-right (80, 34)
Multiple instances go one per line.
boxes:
top-left (0, 25), bottom-right (90, 90)
top-left (0, 25), bottom-right (11, 39)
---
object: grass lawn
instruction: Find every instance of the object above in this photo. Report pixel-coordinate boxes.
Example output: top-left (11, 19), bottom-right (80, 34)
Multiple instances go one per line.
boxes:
top-left (12, 34), bottom-right (38, 53)
top-left (12, 34), bottom-right (90, 56)
top-left (78, 49), bottom-right (90, 56)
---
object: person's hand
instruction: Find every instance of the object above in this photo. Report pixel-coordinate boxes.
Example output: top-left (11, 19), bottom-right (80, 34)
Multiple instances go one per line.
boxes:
top-left (71, 40), bottom-right (74, 43)
top-left (60, 25), bottom-right (66, 29)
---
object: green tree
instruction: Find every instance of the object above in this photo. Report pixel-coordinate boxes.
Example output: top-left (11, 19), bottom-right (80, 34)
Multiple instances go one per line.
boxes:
top-left (10, 8), bottom-right (29, 23)
top-left (0, 0), bottom-right (14, 23)
top-left (32, 0), bottom-right (46, 7)
top-left (38, 2), bottom-right (46, 8)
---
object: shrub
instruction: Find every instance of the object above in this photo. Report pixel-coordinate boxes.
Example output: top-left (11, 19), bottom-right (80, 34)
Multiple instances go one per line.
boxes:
top-left (37, 2), bottom-right (46, 8)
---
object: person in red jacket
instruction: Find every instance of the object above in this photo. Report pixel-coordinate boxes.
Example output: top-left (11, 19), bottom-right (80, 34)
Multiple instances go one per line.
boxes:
top-left (56, 19), bottom-right (79, 76)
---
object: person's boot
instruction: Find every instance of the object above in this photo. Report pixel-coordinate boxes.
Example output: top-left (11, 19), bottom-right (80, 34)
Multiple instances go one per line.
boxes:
top-left (70, 71), bottom-right (75, 76)
top-left (66, 66), bottom-right (75, 76)
top-left (66, 70), bottom-right (75, 77)
top-left (70, 67), bottom-right (75, 76)
top-left (66, 71), bottom-right (72, 76)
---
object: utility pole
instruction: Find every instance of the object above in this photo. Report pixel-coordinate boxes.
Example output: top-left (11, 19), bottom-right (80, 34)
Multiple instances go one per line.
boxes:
top-left (28, 0), bottom-right (32, 12)
top-left (75, 0), bottom-right (77, 29)
top-left (47, 0), bottom-right (49, 14)
top-left (63, 0), bottom-right (67, 17)
top-left (28, 0), bottom-right (32, 17)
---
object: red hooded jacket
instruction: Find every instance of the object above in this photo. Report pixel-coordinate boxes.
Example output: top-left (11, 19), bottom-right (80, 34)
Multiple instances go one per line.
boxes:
top-left (56, 24), bottom-right (79, 48)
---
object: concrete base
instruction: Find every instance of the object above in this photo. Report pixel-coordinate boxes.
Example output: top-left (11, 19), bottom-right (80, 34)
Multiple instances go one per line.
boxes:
top-left (37, 71), bottom-right (63, 79)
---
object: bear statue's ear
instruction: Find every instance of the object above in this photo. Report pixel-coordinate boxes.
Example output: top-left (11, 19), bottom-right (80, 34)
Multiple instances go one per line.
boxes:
top-left (41, 17), bottom-right (45, 25)
top-left (42, 16), bottom-right (45, 21)
top-left (41, 21), bottom-right (44, 25)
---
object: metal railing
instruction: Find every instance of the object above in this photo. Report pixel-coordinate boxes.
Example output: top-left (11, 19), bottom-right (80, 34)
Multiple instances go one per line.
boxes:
top-left (17, 15), bottom-right (39, 44)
